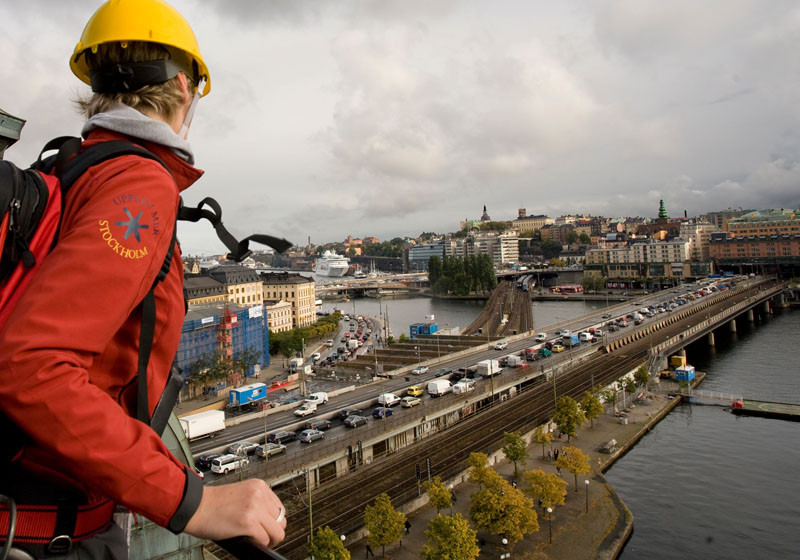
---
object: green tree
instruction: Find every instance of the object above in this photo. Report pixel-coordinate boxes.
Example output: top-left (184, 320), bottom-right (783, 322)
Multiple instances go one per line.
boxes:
top-left (601, 386), bottom-right (617, 412)
top-left (364, 493), bottom-right (406, 557)
top-left (189, 352), bottom-right (237, 390)
top-left (522, 469), bottom-right (567, 510)
top-left (469, 471), bottom-right (539, 545)
top-left (623, 377), bottom-right (637, 406)
top-left (233, 347), bottom-right (261, 383)
top-left (634, 364), bottom-right (650, 393)
top-left (566, 231), bottom-right (578, 244)
top-left (428, 255), bottom-right (443, 286)
top-left (540, 240), bottom-right (562, 259)
top-left (534, 425), bottom-right (554, 459)
top-left (580, 391), bottom-right (604, 428)
top-left (467, 452), bottom-right (491, 489)
top-left (553, 396), bottom-right (586, 442)
top-left (421, 513), bottom-right (479, 560)
top-left (308, 526), bottom-right (350, 560)
top-left (502, 432), bottom-right (528, 478)
top-left (579, 233), bottom-right (591, 244)
top-left (424, 476), bottom-right (452, 514)
top-left (555, 446), bottom-right (591, 492)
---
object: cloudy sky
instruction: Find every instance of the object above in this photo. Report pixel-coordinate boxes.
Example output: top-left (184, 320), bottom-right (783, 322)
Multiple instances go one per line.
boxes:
top-left (3, 0), bottom-right (800, 255)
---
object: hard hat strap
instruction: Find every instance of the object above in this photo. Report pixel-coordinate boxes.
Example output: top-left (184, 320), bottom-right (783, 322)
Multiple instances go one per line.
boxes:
top-left (89, 58), bottom-right (187, 94)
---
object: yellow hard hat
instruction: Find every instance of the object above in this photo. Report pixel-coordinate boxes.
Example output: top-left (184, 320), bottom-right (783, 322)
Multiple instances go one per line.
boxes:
top-left (70, 0), bottom-right (210, 96)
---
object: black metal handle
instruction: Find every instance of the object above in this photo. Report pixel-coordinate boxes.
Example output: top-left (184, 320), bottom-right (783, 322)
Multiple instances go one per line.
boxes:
top-left (214, 538), bottom-right (289, 560)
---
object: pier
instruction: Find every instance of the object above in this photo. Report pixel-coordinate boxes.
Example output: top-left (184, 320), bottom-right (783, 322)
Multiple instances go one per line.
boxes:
top-left (731, 400), bottom-right (800, 421)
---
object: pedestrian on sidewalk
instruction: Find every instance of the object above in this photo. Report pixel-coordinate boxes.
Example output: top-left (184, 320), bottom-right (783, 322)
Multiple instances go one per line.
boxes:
top-left (557, 466), bottom-right (562, 477)
top-left (405, 520), bottom-right (411, 534)
top-left (554, 448), bottom-right (559, 461)
top-left (512, 480), bottom-right (518, 489)
top-left (547, 449), bottom-right (552, 462)
top-left (451, 489), bottom-right (457, 503)
top-left (365, 543), bottom-right (374, 558)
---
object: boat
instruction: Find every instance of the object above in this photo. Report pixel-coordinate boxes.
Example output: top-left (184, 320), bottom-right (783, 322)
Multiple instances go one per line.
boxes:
top-left (315, 251), bottom-right (350, 277)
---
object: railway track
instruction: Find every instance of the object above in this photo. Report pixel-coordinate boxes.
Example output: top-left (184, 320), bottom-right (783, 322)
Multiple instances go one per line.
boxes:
top-left (273, 282), bottom-right (773, 558)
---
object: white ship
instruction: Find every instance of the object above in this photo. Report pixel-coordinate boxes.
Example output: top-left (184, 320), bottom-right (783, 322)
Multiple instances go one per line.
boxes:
top-left (315, 251), bottom-right (350, 277)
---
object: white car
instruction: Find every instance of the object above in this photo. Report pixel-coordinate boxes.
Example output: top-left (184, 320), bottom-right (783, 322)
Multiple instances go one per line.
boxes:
top-left (535, 333), bottom-right (547, 342)
top-left (411, 366), bottom-right (429, 375)
top-left (293, 403), bottom-right (317, 417)
top-left (311, 352), bottom-right (321, 361)
top-left (325, 340), bottom-right (334, 347)
top-left (494, 341), bottom-right (509, 350)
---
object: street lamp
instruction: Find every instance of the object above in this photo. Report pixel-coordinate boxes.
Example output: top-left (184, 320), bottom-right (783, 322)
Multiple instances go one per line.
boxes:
top-left (500, 537), bottom-right (510, 559)
top-left (584, 479), bottom-right (590, 513)
top-left (447, 484), bottom-right (454, 516)
top-left (546, 507), bottom-right (553, 543)
top-left (340, 534), bottom-right (346, 544)
top-left (415, 345), bottom-right (420, 366)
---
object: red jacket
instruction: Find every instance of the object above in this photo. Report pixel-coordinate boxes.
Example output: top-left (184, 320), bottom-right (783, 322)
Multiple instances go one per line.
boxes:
top-left (0, 129), bottom-right (203, 530)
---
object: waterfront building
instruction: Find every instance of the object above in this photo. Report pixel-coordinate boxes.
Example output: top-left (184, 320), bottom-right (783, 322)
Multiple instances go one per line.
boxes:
top-left (701, 208), bottom-right (750, 231)
top-left (183, 275), bottom-right (226, 305)
top-left (584, 238), bottom-right (696, 281)
top-left (709, 232), bottom-right (800, 266)
top-left (207, 264), bottom-right (264, 306)
top-left (444, 231), bottom-right (519, 266)
top-left (176, 302), bottom-right (269, 399)
top-left (260, 271), bottom-right (316, 328)
top-left (679, 220), bottom-right (719, 261)
top-left (264, 299), bottom-right (293, 333)
top-left (726, 209), bottom-right (800, 238)
top-left (407, 241), bottom-right (446, 271)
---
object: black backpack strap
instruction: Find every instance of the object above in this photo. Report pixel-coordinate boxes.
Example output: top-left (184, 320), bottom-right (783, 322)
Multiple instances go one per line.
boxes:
top-left (178, 196), bottom-right (292, 260)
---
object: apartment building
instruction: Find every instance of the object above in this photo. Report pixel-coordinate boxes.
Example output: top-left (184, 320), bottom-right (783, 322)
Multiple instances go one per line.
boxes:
top-left (726, 209), bottom-right (800, 238)
top-left (264, 300), bottom-right (293, 333)
top-left (585, 239), bottom-right (691, 279)
top-left (444, 232), bottom-right (519, 266)
top-left (679, 221), bottom-right (719, 261)
top-left (260, 272), bottom-right (316, 328)
top-left (207, 265), bottom-right (264, 306)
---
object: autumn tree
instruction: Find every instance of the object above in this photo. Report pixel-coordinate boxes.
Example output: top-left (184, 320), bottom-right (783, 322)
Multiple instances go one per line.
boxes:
top-left (469, 470), bottom-right (539, 546)
top-left (534, 426), bottom-right (554, 459)
top-left (308, 526), bottom-right (350, 560)
top-left (555, 446), bottom-right (591, 492)
top-left (364, 493), bottom-right (406, 557)
top-left (467, 452), bottom-right (491, 489)
top-left (634, 364), bottom-right (650, 393)
top-left (600, 386), bottom-right (617, 413)
top-left (623, 377), bottom-right (637, 407)
top-left (502, 432), bottom-right (528, 478)
top-left (580, 391), bottom-right (604, 428)
top-left (552, 396), bottom-right (586, 442)
top-left (522, 469), bottom-right (567, 510)
top-left (424, 476), bottom-right (452, 514)
top-left (421, 514), bottom-right (479, 560)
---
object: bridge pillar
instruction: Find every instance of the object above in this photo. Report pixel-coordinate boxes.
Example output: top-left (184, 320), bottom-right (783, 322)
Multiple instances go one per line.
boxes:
top-left (763, 301), bottom-right (771, 314)
top-left (362, 444), bottom-right (374, 465)
top-left (729, 319), bottom-right (737, 333)
top-left (775, 294), bottom-right (787, 308)
top-left (747, 309), bottom-right (754, 322)
top-left (707, 331), bottom-right (715, 346)
top-left (680, 349), bottom-right (687, 358)
top-left (335, 456), bottom-right (349, 478)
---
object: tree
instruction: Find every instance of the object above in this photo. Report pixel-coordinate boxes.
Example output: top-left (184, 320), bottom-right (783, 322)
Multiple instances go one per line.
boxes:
top-left (522, 469), bottom-right (567, 510)
top-left (600, 387), bottom-right (617, 413)
top-left (623, 377), bottom-right (637, 406)
top-left (469, 471), bottom-right (539, 545)
top-left (580, 391), bottom-right (604, 428)
top-left (634, 364), bottom-right (650, 394)
top-left (467, 452), bottom-right (491, 489)
top-left (566, 231), bottom-right (578, 244)
top-left (364, 493), bottom-right (406, 557)
top-left (189, 352), bottom-right (237, 390)
top-left (233, 346), bottom-right (261, 383)
top-left (555, 446), bottom-right (591, 492)
top-left (428, 255), bottom-right (443, 286)
top-left (424, 476), bottom-right (452, 514)
top-left (308, 526), bottom-right (350, 560)
top-left (540, 240), bottom-right (562, 259)
top-left (502, 432), bottom-right (528, 478)
top-left (579, 233), bottom-right (591, 244)
top-left (421, 514), bottom-right (480, 560)
top-left (552, 396), bottom-right (586, 442)
top-left (534, 425), bottom-right (554, 459)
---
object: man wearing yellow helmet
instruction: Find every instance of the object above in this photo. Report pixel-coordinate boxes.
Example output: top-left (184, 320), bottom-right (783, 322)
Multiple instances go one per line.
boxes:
top-left (0, 0), bottom-right (285, 557)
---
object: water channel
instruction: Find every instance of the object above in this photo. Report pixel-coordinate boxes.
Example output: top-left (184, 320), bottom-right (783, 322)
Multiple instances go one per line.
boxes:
top-left (320, 294), bottom-right (799, 557)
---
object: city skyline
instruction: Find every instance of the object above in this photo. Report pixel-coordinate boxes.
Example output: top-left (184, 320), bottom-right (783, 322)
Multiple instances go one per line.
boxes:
top-left (3, 1), bottom-right (800, 255)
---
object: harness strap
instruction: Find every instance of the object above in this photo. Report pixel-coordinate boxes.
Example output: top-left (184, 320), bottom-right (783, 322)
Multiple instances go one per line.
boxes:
top-left (0, 500), bottom-right (114, 546)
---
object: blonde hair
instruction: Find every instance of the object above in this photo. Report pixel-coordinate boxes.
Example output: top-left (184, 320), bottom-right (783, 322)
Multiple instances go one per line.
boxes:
top-left (75, 41), bottom-right (193, 120)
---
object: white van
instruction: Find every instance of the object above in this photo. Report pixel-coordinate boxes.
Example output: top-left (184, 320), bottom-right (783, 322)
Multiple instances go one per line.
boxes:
top-left (305, 392), bottom-right (329, 405)
top-left (211, 454), bottom-right (249, 475)
top-left (427, 379), bottom-right (453, 397)
top-left (579, 332), bottom-right (593, 343)
top-left (377, 393), bottom-right (401, 407)
top-left (452, 380), bottom-right (475, 394)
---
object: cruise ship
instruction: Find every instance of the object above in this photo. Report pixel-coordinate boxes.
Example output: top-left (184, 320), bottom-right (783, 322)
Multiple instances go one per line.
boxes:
top-left (315, 251), bottom-right (350, 277)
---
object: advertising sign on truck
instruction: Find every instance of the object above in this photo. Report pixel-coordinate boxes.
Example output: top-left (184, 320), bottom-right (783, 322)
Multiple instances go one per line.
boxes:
top-left (179, 410), bottom-right (226, 441)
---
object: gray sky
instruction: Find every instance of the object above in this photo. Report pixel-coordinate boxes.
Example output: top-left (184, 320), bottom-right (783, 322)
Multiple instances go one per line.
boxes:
top-left (3, 0), bottom-right (800, 255)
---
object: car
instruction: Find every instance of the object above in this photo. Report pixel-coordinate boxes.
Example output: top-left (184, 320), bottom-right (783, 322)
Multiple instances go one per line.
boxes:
top-left (293, 403), bottom-right (317, 417)
top-left (406, 385), bottom-right (424, 397)
top-left (195, 453), bottom-right (221, 471)
top-left (256, 443), bottom-right (287, 459)
top-left (226, 441), bottom-right (260, 456)
top-left (305, 392), bottom-right (329, 405)
top-left (535, 333), bottom-right (547, 342)
top-left (551, 344), bottom-right (566, 353)
top-left (266, 430), bottom-right (297, 444)
top-left (311, 352), bottom-right (321, 361)
top-left (344, 414), bottom-right (368, 428)
top-left (303, 418), bottom-right (332, 431)
top-left (411, 366), bottom-right (429, 375)
top-left (601, 313), bottom-right (611, 319)
top-left (325, 340), bottom-right (334, 347)
top-left (298, 429), bottom-right (325, 443)
top-left (493, 341), bottom-right (509, 350)
top-left (544, 341), bottom-right (554, 350)
top-left (434, 368), bottom-right (452, 378)
top-left (554, 328), bottom-right (565, 336)
top-left (401, 396), bottom-right (422, 408)
top-left (372, 407), bottom-right (394, 419)
top-left (211, 454), bottom-right (248, 475)
top-left (338, 408), bottom-right (364, 419)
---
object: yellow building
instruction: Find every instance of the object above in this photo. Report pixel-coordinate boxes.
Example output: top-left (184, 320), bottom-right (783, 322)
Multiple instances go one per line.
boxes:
top-left (261, 272), bottom-right (316, 328)
top-left (264, 300), bottom-right (293, 333)
top-left (726, 209), bottom-right (800, 238)
top-left (183, 276), bottom-right (227, 306)
top-left (207, 265), bottom-right (264, 306)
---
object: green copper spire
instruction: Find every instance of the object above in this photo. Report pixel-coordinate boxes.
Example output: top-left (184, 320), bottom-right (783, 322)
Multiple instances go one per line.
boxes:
top-left (658, 199), bottom-right (668, 219)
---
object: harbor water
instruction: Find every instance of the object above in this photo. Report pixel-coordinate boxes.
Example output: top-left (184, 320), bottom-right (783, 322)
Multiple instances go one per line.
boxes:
top-left (608, 308), bottom-right (800, 559)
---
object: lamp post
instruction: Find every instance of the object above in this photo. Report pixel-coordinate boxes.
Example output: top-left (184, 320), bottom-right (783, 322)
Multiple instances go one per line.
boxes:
top-left (500, 537), bottom-right (510, 559)
top-left (546, 507), bottom-right (553, 543)
top-left (340, 534), bottom-right (346, 545)
top-left (447, 484), bottom-right (454, 516)
top-left (415, 345), bottom-right (420, 366)
top-left (584, 479), bottom-right (590, 513)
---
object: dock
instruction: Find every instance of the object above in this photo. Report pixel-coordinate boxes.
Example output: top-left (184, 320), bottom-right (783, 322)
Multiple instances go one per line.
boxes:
top-left (731, 399), bottom-right (800, 422)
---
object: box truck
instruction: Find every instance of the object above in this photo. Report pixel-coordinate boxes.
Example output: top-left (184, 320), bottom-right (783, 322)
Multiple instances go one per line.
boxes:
top-left (477, 359), bottom-right (501, 377)
top-left (506, 355), bottom-right (525, 367)
top-left (228, 383), bottom-right (268, 409)
top-left (427, 379), bottom-right (453, 397)
top-left (562, 333), bottom-right (581, 347)
top-left (289, 357), bottom-right (304, 372)
top-left (180, 410), bottom-right (226, 441)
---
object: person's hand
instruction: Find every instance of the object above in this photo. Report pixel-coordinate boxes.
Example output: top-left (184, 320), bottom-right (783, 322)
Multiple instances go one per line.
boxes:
top-left (183, 479), bottom-right (286, 548)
